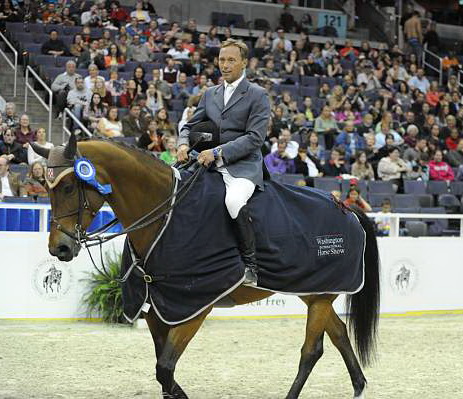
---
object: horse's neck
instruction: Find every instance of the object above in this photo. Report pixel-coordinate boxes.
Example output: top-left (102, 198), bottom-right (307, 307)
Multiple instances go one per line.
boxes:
top-left (81, 141), bottom-right (173, 258)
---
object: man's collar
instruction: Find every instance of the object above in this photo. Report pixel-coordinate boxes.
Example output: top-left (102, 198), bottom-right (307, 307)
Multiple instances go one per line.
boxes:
top-left (224, 72), bottom-right (245, 89)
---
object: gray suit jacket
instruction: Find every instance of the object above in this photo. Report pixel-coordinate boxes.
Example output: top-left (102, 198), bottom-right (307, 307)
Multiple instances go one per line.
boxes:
top-left (178, 78), bottom-right (270, 188)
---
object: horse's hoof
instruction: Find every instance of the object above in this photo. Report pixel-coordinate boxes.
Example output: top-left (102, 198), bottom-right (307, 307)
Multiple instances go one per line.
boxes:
top-left (353, 385), bottom-right (366, 399)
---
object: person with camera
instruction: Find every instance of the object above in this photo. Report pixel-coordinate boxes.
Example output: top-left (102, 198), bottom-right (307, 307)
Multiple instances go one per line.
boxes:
top-left (264, 139), bottom-right (296, 175)
top-left (51, 61), bottom-right (81, 118)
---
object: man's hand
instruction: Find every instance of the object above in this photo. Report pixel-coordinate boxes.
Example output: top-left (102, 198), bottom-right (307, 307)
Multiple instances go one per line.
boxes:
top-left (177, 144), bottom-right (190, 162)
top-left (197, 149), bottom-right (215, 167)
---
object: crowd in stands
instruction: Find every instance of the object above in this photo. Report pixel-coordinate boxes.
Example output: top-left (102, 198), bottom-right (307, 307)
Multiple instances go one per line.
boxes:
top-left (1, 0), bottom-right (463, 231)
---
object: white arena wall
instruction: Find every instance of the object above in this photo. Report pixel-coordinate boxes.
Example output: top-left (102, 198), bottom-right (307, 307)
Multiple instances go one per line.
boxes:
top-left (0, 232), bottom-right (462, 320)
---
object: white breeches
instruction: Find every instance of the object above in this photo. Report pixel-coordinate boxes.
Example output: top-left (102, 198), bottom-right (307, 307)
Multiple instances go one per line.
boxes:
top-left (218, 167), bottom-right (255, 219)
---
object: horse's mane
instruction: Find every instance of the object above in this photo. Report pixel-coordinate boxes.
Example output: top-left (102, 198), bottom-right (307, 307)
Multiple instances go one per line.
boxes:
top-left (78, 136), bottom-right (170, 170)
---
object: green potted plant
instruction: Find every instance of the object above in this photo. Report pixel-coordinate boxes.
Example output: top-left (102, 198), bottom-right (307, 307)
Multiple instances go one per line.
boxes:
top-left (81, 249), bottom-right (127, 324)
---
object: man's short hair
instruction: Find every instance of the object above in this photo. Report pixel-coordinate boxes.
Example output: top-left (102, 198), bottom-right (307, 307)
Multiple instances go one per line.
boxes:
top-left (129, 103), bottom-right (140, 110)
top-left (220, 39), bottom-right (249, 60)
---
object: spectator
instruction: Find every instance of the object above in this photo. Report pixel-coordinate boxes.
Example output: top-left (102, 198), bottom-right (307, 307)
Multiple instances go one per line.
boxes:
top-left (356, 64), bottom-right (381, 91)
top-left (192, 74), bottom-right (210, 96)
top-left (307, 131), bottom-right (325, 162)
top-left (159, 136), bottom-right (178, 165)
top-left (343, 186), bottom-right (372, 211)
top-left (97, 106), bottom-right (122, 138)
top-left (314, 105), bottom-right (338, 149)
top-left (84, 64), bottom-right (106, 92)
top-left (0, 156), bottom-right (24, 199)
top-left (14, 114), bottom-right (35, 147)
top-left (109, 1), bottom-right (130, 27)
top-left (339, 39), bottom-right (358, 61)
top-left (264, 139), bottom-right (296, 174)
top-left (148, 68), bottom-right (172, 102)
top-left (322, 40), bottom-right (338, 61)
top-left (254, 30), bottom-right (273, 56)
top-left (357, 113), bottom-right (375, 137)
top-left (161, 56), bottom-right (180, 84)
top-left (279, 4), bottom-right (295, 32)
top-left (83, 93), bottom-right (107, 132)
top-left (0, 128), bottom-right (27, 164)
top-left (445, 127), bottom-right (460, 151)
top-left (403, 124), bottom-right (419, 148)
top-left (127, 34), bottom-right (151, 62)
top-left (105, 70), bottom-right (125, 107)
top-left (426, 81), bottom-right (440, 108)
top-left (331, 190), bottom-right (342, 201)
top-left (146, 83), bottom-right (164, 116)
top-left (375, 117), bottom-right (403, 149)
top-left (294, 144), bottom-right (320, 178)
top-left (449, 91), bottom-right (462, 116)
top-left (42, 3), bottom-right (62, 24)
top-left (27, 128), bottom-right (53, 165)
top-left (446, 138), bottom-right (463, 167)
top-left (167, 38), bottom-right (191, 61)
top-left (327, 56), bottom-right (343, 78)
top-left (429, 149), bottom-right (454, 182)
top-left (301, 97), bottom-right (316, 124)
top-left (67, 77), bottom-right (91, 124)
top-left (78, 39), bottom-right (105, 70)
top-left (403, 138), bottom-right (430, 168)
top-left (375, 199), bottom-right (392, 236)
top-left (271, 128), bottom-right (299, 159)
top-left (388, 60), bottom-right (410, 84)
top-left (41, 29), bottom-right (68, 56)
top-left (334, 120), bottom-right (365, 161)
top-left (137, 119), bottom-right (163, 152)
top-left (51, 61), bottom-right (81, 117)
top-left (408, 68), bottom-right (430, 94)
top-left (184, 18), bottom-right (200, 44)
top-left (272, 28), bottom-right (292, 52)
top-left (206, 26), bottom-right (221, 50)
top-left (403, 11), bottom-right (423, 61)
top-left (23, 162), bottom-right (47, 198)
top-left (172, 72), bottom-right (193, 100)
top-left (130, 1), bottom-right (151, 24)
top-left (377, 147), bottom-right (410, 190)
top-left (423, 21), bottom-right (440, 54)
top-left (323, 147), bottom-right (347, 177)
top-left (155, 108), bottom-right (176, 137)
top-left (104, 43), bottom-right (125, 69)
top-left (122, 103), bottom-right (147, 137)
top-left (301, 54), bottom-right (323, 76)
top-left (120, 79), bottom-right (138, 108)
top-left (351, 151), bottom-right (375, 180)
top-left (0, 113), bottom-right (6, 137)
top-left (2, 102), bottom-right (19, 129)
top-left (81, 4), bottom-right (101, 26)
top-left (141, 0), bottom-right (156, 14)
top-left (440, 115), bottom-right (457, 139)
top-left (133, 66), bottom-right (148, 94)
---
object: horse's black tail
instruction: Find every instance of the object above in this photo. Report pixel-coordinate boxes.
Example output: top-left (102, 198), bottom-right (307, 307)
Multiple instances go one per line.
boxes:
top-left (346, 206), bottom-right (380, 367)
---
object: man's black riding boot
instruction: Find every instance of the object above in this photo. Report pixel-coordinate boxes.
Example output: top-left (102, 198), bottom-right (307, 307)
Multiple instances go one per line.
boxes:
top-left (233, 206), bottom-right (258, 286)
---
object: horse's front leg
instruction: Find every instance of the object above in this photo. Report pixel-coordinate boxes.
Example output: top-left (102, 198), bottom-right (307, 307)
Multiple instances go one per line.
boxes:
top-left (147, 307), bottom-right (212, 399)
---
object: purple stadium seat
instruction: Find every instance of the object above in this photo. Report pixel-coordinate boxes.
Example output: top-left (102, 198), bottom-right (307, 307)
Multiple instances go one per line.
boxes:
top-left (404, 180), bottom-right (426, 194)
top-left (313, 177), bottom-right (340, 193)
top-left (44, 25), bottom-right (64, 35)
top-left (449, 181), bottom-right (463, 196)
top-left (300, 76), bottom-right (319, 87)
top-left (368, 180), bottom-right (395, 194)
top-left (152, 52), bottom-right (168, 63)
top-left (368, 193), bottom-right (394, 207)
top-left (300, 86), bottom-right (318, 98)
top-left (43, 66), bottom-right (65, 82)
top-left (23, 43), bottom-right (42, 54)
top-left (276, 84), bottom-right (299, 98)
top-left (170, 99), bottom-right (184, 111)
top-left (417, 194), bottom-right (434, 207)
top-left (56, 56), bottom-right (76, 68)
top-left (281, 74), bottom-right (299, 85)
top-left (426, 181), bottom-right (448, 195)
top-left (319, 77), bottom-right (337, 88)
top-left (393, 194), bottom-right (419, 208)
top-left (422, 207), bottom-right (447, 236)
top-left (62, 26), bottom-right (82, 36)
top-left (118, 71), bottom-right (132, 81)
top-left (437, 194), bottom-right (460, 213)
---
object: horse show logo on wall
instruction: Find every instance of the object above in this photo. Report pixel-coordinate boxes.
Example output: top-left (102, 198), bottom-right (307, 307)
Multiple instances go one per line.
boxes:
top-left (32, 258), bottom-right (74, 301)
top-left (388, 259), bottom-right (419, 295)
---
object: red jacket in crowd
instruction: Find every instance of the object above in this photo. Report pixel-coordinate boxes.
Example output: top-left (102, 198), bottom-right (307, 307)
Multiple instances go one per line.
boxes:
top-left (428, 161), bottom-right (455, 181)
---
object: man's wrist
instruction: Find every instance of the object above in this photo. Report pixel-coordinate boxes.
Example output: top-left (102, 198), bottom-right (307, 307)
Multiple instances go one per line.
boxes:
top-left (212, 146), bottom-right (222, 159)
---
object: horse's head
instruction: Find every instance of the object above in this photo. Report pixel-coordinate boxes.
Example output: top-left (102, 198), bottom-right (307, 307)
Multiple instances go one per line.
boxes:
top-left (32, 133), bottom-right (106, 261)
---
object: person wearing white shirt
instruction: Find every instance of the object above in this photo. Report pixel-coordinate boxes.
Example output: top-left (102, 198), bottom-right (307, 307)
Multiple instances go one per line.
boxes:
top-left (167, 39), bottom-right (191, 61)
top-left (0, 156), bottom-right (23, 199)
top-left (270, 128), bottom-right (299, 159)
top-left (271, 28), bottom-right (293, 52)
top-left (408, 68), bottom-right (430, 94)
top-left (27, 128), bottom-right (54, 165)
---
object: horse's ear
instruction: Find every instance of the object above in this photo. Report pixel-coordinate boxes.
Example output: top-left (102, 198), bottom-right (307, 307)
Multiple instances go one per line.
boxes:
top-left (30, 142), bottom-right (50, 159)
top-left (63, 131), bottom-right (77, 160)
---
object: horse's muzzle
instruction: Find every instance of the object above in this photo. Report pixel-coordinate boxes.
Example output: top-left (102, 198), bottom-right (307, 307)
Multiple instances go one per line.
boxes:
top-left (49, 240), bottom-right (81, 262)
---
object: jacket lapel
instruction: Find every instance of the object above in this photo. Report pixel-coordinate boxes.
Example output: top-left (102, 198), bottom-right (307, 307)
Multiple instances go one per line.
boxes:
top-left (222, 78), bottom-right (249, 114)
top-left (213, 84), bottom-right (224, 111)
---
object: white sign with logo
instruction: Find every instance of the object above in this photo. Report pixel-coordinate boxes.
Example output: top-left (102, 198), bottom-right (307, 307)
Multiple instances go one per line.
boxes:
top-left (0, 234), bottom-right (462, 319)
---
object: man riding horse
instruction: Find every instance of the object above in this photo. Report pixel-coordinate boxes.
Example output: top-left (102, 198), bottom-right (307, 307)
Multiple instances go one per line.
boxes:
top-left (177, 39), bottom-right (270, 286)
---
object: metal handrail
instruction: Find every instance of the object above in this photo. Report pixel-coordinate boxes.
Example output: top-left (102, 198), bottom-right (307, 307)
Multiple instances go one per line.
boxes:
top-left (422, 45), bottom-right (443, 86)
top-left (0, 31), bottom-right (18, 97)
top-left (62, 107), bottom-right (92, 143)
top-left (24, 66), bottom-right (53, 141)
top-left (457, 70), bottom-right (463, 91)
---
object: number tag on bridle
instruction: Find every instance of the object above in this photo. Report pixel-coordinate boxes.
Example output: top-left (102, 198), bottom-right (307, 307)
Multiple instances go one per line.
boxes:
top-left (74, 157), bottom-right (112, 195)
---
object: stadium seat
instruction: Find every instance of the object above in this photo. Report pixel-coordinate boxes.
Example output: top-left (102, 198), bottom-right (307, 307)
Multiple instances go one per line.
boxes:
top-left (368, 181), bottom-right (395, 194)
top-left (416, 194), bottom-right (434, 207)
top-left (405, 221), bottom-right (427, 237)
top-left (421, 207), bottom-right (449, 236)
top-left (426, 181), bottom-right (448, 195)
top-left (319, 77), bottom-right (337, 88)
top-left (404, 180), bottom-right (426, 195)
top-left (438, 194), bottom-right (460, 213)
top-left (368, 193), bottom-right (393, 207)
top-left (254, 18), bottom-right (270, 30)
top-left (280, 174), bottom-right (306, 186)
top-left (281, 74), bottom-right (299, 85)
top-left (9, 164), bottom-right (29, 181)
top-left (313, 178), bottom-right (340, 193)
top-left (449, 181), bottom-right (463, 197)
top-left (300, 76), bottom-right (319, 87)
top-left (300, 86), bottom-right (317, 98)
top-left (393, 194), bottom-right (419, 208)
top-left (170, 99), bottom-right (184, 111)
top-left (394, 207), bottom-right (420, 222)
top-left (152, 52), bottom-right (168, 63)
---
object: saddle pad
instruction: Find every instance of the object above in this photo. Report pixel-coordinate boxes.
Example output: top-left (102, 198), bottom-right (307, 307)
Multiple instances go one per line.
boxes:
top-left (121, 170), bottom-right (365, 324)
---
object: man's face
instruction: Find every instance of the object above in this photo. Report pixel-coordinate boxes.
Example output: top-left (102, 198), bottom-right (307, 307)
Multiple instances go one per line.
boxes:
top-left (152, 70), bottom-right (160, 80)
top-left (417, 139), bottom-right (427, 151)
top-left (188, 19), bottom-right (196, 30)
top-left (364, 114), bottom-right (373, 125)
top-left (130, 106), bottom-right (141, 118)
top-left (277, 142), bottom-right (287, 154)
top-left (133, 36), bottom-right (140, 45)
top-left (175, 40), bottom-right (183, 50)
top-left (218, 45), bottom-right (247, 84)
top-left (280, 129), bottom-right (291, 143)
top-left (345, 122), bottom-right (355, 132)
top-left (277, 29), bottom-right (284, 39)
top-left (417, 69), bottom-right (424, 78)
top-left (50, 31), bottom-right (58, 41)
top-left (406, 112), bottom-right (415, 122)
top-left (2, 130), bottom-right (14, 144)
top-left (76, 79), bottom-right (84, 90)
top-left (66, 62), bottom-right (76, 75)
top-left (178, 73), bottom-right (187, 83)
top-left (199, 75), bottom-right (207, 86)
top-left (91, 40), bottom-right (99, 50)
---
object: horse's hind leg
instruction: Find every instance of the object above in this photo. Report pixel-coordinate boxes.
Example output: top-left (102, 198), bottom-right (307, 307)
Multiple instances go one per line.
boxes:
top-left (156, 307), bottom-right (212, 398)
top-left (285, 296), bottom-right (332, 399)
top-left (326, 309), bottom-right (367, 398)
top-left (144, 309), bottom-right (189, 399)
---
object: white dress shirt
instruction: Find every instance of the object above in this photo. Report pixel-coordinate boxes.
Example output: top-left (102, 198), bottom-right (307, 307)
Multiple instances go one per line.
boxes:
top-left (1, 175), bottom-right (13, 197)
top-left (223, 72), bottom-right (245, 106)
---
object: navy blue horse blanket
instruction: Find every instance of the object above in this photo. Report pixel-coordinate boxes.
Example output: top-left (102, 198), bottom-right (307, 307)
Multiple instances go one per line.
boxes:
top-left (121, 170), bottom-right (366, 324)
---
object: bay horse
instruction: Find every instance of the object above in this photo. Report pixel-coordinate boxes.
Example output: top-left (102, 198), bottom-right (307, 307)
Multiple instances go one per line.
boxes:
top-left (34, 133), bottom-right (380, 399)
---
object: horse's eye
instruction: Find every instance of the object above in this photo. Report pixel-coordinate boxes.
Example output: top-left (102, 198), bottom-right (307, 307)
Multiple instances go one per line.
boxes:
top-left (63, 184), bottom-right (74, 195)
